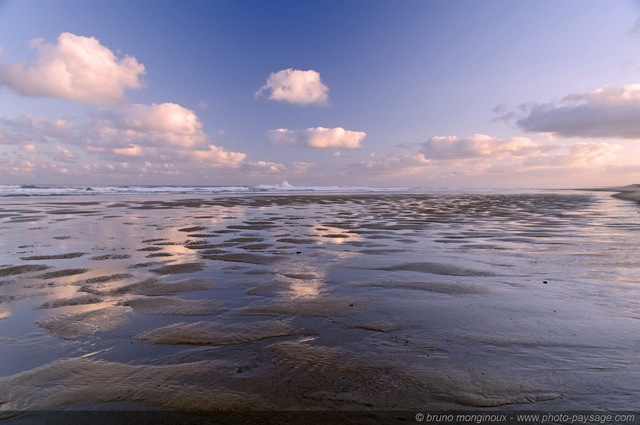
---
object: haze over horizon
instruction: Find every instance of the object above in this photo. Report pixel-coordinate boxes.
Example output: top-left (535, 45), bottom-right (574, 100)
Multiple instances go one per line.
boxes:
top-left (1, 0), bottom-right (640, 188)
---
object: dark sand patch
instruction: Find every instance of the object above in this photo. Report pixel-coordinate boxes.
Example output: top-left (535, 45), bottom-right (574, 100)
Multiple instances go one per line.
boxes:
top-left (37, 307), bottom-right (130, 339)
top-left (198, 248), bottom-right (228, 256)
top-left (38, 295), bottom-right (104, 309)
top-left (380, 262), bottom-right (496, 277)
top-left (89, 254), bottom-right (131, 260)
top-left (84, 273), bottom-right (133, 284)
top-left (35, 268), bottom-right (89, 280)
top-left (349, 280), bottom-right (488, 295)
top-left (137, 246), bottom-right (163, 252)
top-left (137, 319), bottom-right (296, 346)
top-left (178, 226), bottom-right (207, 232)
top-left (202, 253), bottom-right (286, 265)
top-left (46, 209), bottom-right (99, 215)
top-left (239, 243), bottom-right (274, 251)
top-left (141, 238), bottom-right (167, 243)
top-left (227, 224), bottom-right (279, 230)
top-left (236, 297), bottom-right (367, 317)
top-left (121, 297), bottom-right (218, 315)
top-left (52, 235), bottom-right (72, 240)
top-left (127, 262), bottom-right (163, 269)
top-left (186, 233), bottom-right (220, 238)
top-left (8, 216), bottom-right (45, 223)
top-left (20, 252), bottom-right (86, 261)
top-left (94, 277), bottom-right (215, 296)
top-left (0, 357), bottom-right (265, 411)
top-left (344, 321), bottom-right (406, 333)
top-left (150, 262), bottom-right (204, 275)
top-left (276, 237), bottom-right (317, 244)
top-left (201, 253), bottom-right (285, 265)
top-left (0, 264), bottom-right (50, 277)
top-left (184, 242), bottom-right (222, 250)
top-left (225, 237), bottom-right (265, 244)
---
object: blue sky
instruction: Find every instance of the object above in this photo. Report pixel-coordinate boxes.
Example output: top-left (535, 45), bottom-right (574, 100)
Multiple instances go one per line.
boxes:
top-left (1, 0), bottom-right (640, 187)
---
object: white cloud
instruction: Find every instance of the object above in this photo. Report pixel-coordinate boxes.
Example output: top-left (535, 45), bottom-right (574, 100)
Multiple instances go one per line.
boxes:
top-left (523, 142), bottom-right (620, 167)
top-left (190, 144), bottom-right (246, 167)
top-left (0, 102), bottom-right (248, 179)
top-left (22, 143), bottom-right (38, 153)
top-left (266, 128), bottom-right (298, 146)
top-left (54, 145), bottom-right (78, 162)
top-left (420, 134), bottom-right (546, 160)
top-left (267, 127), bottom-right (365, 149)
top-left (242, 161), bottom-right (287, 174)
top-left (92, 103), bottom-right (207, 149)
top-left (354, 153), bottom-right (430, 177)
top-left (85, 103), bottom-right (245, 167)
top-left (0, 32), bottom-right (145, 106)
top-left (517, 84), bottom-right (640, 138)
top-left (255, 69), bottom-right (329, 106)
top-left (0, 115), bottom-right (75, 145)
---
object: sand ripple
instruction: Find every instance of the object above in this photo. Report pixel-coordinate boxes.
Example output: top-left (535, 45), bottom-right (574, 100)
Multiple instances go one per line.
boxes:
top-left (37, 307), bottom-right (131, 339)
top-left (236, 297), bottom-right (367, 317)
top-left (137, 319), bottom-right (296, 346)
top-left (122, 297), bottom-right (218, 315)
top-left (82, 277), bottom-right (214, 296)
top-left (0, 357), bottom-right (265, 411)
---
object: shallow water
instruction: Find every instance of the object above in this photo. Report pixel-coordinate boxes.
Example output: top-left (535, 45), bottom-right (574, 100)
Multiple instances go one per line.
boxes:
top-left (0, 191), bottom-right (639, 415)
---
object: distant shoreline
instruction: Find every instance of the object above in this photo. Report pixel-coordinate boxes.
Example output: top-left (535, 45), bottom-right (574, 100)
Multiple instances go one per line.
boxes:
top-left (576, 184), bottom-right (640, 202)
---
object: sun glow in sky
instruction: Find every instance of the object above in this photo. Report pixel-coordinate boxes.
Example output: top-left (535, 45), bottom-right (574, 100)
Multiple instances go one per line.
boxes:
top-left (1, 0), bottom-right (640, 188)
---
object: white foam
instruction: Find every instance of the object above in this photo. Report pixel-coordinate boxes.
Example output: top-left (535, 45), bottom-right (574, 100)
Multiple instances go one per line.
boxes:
top-left (0, 182), bottom-right (413, 197)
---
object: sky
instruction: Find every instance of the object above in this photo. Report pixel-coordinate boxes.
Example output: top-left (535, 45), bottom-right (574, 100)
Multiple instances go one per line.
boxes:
top-left (1, 0), bottom-right (640, 188)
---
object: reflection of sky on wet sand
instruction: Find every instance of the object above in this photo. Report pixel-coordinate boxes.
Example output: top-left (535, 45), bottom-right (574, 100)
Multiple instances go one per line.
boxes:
top-left (1, 192), bottom-right (640, 412)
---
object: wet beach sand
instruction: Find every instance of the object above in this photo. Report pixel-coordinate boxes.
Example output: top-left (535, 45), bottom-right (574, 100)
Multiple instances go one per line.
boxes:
top-left (1, 190), bottom-right (640, 423)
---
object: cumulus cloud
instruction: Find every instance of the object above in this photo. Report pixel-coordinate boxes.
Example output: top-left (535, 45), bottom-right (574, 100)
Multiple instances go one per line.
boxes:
top-left (0, 32), bottom-right (145, 106)
top-left (420, 134), bottom-right (546, 160)
top-left (86, 104), bottom-right (245, 167)
top-left (91, 103), bottom-right (207, 149)
top-left (190, 144), bottom-right (246, 167)
top-left (0, 101), bottom-right (247, 179)
top-left (517, 84), bottom-right (640, 138)
top-left (255, 69), bottom-right (329, 106)
top-left (267, 127), bottom-right (365, 149)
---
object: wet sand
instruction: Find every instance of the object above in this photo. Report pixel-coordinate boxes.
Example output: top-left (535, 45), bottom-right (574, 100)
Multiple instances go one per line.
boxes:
top-left (1, 191), bottom-right (640, 422)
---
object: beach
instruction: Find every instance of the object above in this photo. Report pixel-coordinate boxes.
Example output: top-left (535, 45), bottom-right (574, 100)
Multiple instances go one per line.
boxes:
top-left (1, 189), bottom-right (640, 422)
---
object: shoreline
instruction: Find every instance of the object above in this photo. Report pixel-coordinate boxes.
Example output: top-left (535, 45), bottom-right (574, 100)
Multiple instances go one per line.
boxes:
top-left (574, 184), bottom-right (640, 202)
